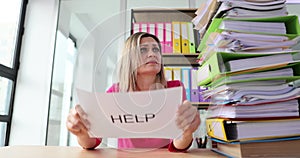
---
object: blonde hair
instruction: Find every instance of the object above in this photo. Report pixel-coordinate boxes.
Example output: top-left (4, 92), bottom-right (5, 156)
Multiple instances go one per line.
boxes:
top-left (117, 32), bottom-right (167, 92)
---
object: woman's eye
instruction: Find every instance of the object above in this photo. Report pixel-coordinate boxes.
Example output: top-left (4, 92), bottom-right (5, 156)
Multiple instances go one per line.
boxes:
top-left (152, 47), bottom-right (160, 53)
top-left (140, 48), bottom-right (148, 53)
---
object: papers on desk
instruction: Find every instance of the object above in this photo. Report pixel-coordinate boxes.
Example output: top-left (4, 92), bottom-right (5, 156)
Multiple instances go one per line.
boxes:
top-left (76, 87), bottom-right (183, 139)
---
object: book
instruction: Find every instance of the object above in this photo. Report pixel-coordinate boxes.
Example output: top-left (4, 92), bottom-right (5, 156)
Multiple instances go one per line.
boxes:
top-left (207, 99), bottom-right (299, 118)
top-left (211, 137), bottom-right (300, 158)
top-left (206, 117), bottom-right (300, 142)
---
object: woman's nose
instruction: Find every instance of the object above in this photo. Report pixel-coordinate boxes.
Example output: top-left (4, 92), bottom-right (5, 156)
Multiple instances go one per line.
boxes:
top-left (147, 50), bottom-right (156, 57)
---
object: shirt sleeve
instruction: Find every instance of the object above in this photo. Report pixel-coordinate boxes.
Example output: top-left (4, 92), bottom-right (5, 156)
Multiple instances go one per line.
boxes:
top-left (167, 139), bottom-right (193, 152)
top-left (106, 83), bottom-right (119, 93)
top-left (83, 138), bottom-right (101, 150)
top-left (167, 80), bottom-right (187, 101)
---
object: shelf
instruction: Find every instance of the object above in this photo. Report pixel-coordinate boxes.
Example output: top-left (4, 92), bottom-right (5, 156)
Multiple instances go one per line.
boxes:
top-left (162, 53), bottom-right (200, 67)
top-left (131, 8), bottom-right (197, 23)
top-left (131, 8), bottom-right (201, 56)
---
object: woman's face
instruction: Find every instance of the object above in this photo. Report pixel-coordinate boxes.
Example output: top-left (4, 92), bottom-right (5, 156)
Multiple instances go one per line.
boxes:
top-left (137, 37), bottom-right (162, 76)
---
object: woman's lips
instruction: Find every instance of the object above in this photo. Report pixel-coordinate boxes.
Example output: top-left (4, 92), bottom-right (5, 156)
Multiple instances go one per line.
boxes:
top-left (146, 61), bottom-right (158, 64)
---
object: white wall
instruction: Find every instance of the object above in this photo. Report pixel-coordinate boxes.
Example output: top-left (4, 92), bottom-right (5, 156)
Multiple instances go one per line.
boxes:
top-left (9, 0), bottom-right (59, 145)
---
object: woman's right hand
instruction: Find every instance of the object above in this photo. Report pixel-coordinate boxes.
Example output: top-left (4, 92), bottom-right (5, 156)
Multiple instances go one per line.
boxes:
top-left (66, 104), bottom-right (90, 138)
top-left (66, 104), bottom-right (101, 149)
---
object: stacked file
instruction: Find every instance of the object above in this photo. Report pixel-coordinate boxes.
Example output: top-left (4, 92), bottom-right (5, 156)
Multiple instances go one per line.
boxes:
top-left (214, 0), bottom-right (288, 19)
top-left (194, 0), bottom-right (300, 157)
top-left (192, 0), bottom-right (288, 37)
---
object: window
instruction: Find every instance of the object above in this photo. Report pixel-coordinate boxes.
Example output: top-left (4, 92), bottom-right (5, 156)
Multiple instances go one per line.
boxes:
top-left (0, 0), bottom-right (28, 146)
top-left (46, 31), bottom-right (77, 146)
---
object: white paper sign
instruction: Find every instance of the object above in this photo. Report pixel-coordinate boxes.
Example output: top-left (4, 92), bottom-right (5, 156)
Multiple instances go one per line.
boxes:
top-left (76, 87), bottom-right (183, 139)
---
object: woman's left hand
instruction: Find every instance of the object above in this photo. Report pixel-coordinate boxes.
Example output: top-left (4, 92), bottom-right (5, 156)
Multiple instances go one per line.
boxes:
top-left (176, 100), bottom-right (200, 136)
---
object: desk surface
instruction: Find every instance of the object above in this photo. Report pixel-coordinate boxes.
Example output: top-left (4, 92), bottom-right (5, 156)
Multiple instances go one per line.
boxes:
top-left (0, 146), bottom-right (225, 158)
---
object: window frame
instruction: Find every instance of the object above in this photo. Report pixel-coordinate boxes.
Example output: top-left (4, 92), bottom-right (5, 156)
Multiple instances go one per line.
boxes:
top-left (0, 0), bottom-right (28, 146)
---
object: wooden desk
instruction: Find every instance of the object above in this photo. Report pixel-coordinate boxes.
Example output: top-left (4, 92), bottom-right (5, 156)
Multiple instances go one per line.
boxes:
top-left (0, 146), bottom-right (225, 158)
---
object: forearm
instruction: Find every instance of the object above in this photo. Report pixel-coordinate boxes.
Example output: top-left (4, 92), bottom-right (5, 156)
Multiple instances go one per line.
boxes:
top-left (77, 135), bottom-right (101, 149)
top-left (173, 132), bottom-right (193, 150)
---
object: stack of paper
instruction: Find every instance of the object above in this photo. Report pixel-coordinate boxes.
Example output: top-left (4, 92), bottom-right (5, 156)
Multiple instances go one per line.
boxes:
top-left (219, 20), bottom-right (287, 34)
top-left (193, 0), bottom-right (300, 157)
top-left (215, 0), bottom-right (288, 19)
top-left (208, 99), bottom-right (299, 118)
top-left (211, 137), bottom-right (300, 158)
top-left (225, 53), bottom-right (295, 72)
top-left (192, 0), bottom-right (221, 37)
top-left (211, 32), bottom-right (299, 52)
top-left (202, 80), bottom-right (300, 105)
top-left (206, 118), bottom-right (300, 141)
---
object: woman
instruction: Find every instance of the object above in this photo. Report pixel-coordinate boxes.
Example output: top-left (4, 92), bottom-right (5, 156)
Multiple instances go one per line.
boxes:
top-left (67, 32), bottom-right (200, 152)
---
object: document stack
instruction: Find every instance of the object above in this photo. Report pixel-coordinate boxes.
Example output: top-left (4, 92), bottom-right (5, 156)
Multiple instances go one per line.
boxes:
top-left (194, 0), bottom-right (300, 157)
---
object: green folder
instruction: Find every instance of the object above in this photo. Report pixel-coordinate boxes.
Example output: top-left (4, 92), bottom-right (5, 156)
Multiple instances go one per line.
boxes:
top-left (197, 51), bottom-right (300, 86)
top-left (207, 62), bottom-right (300, 88)
top-left (197, 15), bottom-right (300, 57)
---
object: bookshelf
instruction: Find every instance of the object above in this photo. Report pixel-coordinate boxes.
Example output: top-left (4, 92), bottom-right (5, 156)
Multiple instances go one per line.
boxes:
top-left (131, 8), bottom-right (210, 109)
top-left (162, 53), bottom-right (199, 66)
top-left (131, 8), bottom-right (200, 49)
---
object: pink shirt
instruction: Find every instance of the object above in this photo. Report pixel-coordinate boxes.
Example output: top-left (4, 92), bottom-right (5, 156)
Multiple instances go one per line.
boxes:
top-left (106, 80), bottom-right (187, 149)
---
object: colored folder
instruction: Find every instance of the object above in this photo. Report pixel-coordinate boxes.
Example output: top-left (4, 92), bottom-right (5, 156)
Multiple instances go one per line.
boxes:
top-left (198, 15), bottom-right (300, 54)
top-left (132, 23), bottom-right (140, 34)
top-left (148, 23), bottom-right (156, 35)
top-left (181, 68), bottom-right (191, 101)
top-left (164, 67), bottom-right (173, 81)
top-left (140, 23), bottom-right (148, 33)
top-left (164, 22), bottom-right (173, 53)
top-left (197, 51), bottom-right (300, 86)
top-left (206, 117), bottom-right (300, 142)
top-left (180, 22), bottom-right (190, 54)
top-left (187, 22), bottom-right (196, 54)
top-left (173, 67), bottom-right (181, 81)
top-left (156, 23), bottom-right (165, 53)
top-left (209, 62), bottom-right (300, 88)
top-left (191, 67), bottom-right (200, 102)
top-left (172, 21), bottom-right (181, 53)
